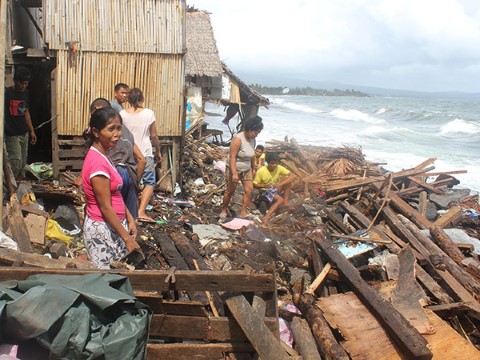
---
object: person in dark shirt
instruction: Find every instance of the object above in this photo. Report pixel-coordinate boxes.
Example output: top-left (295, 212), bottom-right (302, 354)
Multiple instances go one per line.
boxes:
top-left (4, 66), bottom-right (37, 179)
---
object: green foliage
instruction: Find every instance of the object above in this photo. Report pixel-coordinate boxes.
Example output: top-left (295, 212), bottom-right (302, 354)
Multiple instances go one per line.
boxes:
top-left (250, 84), bottom-right (368, 97)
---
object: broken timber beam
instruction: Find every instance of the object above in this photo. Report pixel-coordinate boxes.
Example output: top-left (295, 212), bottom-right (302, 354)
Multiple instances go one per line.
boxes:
top-left (5, 194), bottom-right (33, 253)
top-left (311, 228), bottom-right (433, 360)
top-left (372, 182), bottom-right (432, 229)
top-left (226, 295), bottom-right (290, 360)
top-left (433, 206), bottom-right (462, 229)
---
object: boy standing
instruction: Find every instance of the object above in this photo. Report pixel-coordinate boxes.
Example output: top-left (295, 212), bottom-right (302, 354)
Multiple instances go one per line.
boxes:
top-left (4, 66), bottom-right (37, 179)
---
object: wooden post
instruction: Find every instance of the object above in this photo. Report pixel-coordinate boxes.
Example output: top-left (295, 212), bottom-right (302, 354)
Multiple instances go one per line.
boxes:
top-left (311, 228), bottom-right (432, 360)
top-left (0, 0), bottom-right (7, 226)
top-left (418, 191), bottom-right (428, 217)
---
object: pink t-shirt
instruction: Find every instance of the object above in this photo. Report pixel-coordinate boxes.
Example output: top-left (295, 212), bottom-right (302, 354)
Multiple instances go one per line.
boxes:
top-left (82, 147), bottom-right (125, 222)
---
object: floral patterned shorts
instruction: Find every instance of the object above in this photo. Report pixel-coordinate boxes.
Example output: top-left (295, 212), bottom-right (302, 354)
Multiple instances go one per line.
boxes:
top-left (83, 215), bottom-right (128, 269)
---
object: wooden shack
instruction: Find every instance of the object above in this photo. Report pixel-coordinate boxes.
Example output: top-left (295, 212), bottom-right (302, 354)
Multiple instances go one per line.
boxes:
top-left (3, 0), bottom-right (187, 183)
top-left (185, 9), bottom-right (269, 140)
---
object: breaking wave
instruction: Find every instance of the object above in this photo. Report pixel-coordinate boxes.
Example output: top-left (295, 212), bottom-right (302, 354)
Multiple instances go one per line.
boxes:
top-left (271, 97), bottom-right (322, 113)
top-left (330, 109), bottom-right (385, 124)
top-left (440, 118), bottom-right (480, 136)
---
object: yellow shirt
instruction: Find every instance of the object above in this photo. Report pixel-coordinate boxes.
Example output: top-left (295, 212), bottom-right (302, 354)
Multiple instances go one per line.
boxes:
top-left (253, 165), bottom-right (290, 186)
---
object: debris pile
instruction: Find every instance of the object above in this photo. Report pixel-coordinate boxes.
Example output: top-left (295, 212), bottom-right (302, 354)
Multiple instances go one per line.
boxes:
top-left (1, 134), bottom-right (480, 358)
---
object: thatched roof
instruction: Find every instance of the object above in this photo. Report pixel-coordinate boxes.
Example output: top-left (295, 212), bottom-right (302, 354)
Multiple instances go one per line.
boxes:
top-left (185, 11), bottom-right (223, 77)
top-left (223, 63), bottom-right (270, 108)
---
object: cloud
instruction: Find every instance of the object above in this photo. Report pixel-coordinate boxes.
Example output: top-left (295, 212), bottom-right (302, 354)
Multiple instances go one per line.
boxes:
top-left (191, 0), bottom-right (480, 91)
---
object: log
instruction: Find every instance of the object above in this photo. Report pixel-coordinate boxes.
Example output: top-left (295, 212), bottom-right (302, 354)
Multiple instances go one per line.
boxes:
top-left (311, 228), bottom-right (432, 360)
top-left (291, 317), bottom-right (322, 360)
top-left (5, 194), bottom-right (33, 253)
top-left (226, 295), bottom-right (290, 360)
top-left (429, 225), bottom-right (466, 265)
top-left (293, 292), bottom-right (349, 360)
top-left (398, 215), bottom-right (480, 299)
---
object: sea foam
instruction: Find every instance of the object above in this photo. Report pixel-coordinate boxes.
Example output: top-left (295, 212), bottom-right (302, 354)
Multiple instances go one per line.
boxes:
top-left (440, 118), bottom-right (480, 136)
top-left (272, 97), bottom-right (322, 113)
top-left (330, 109), bottom-right (385, 124)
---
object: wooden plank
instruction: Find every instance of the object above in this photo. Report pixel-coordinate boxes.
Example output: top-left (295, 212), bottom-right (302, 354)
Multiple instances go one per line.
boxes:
top-left (146, 343), bottom-right (255, 360)
top-left (58, 160), bottom-right (84, 170)
top-left (226, 295), bottom-right (290, 360)
top-left (149, 314), bottom-right (277, 341)
top-left (317, 291), bottom-right (480, 360)
top-left (133, 294), bottom-right (208, 317)
top-left (5, 195), bottom-right (33, 253)
top-left (407, 176), bottom-right (444, 195)
top-left (0, 268), bottom-right (275, 292)
top-left (429, 225), bottom-right (466, 265)
top-left (372, 182), bottom-right (432, 229)
top-left (418, 191), bottom-right (428, 217)
top-left (0, 248), bottom-right (96, 269)
top-left (312, 230), bottom-right (432, 360)
top-left (58, 149), bottom-right (86, 158)
top-left (391, 248), bottom-right (434, 335)
top-left (381, 207), bottom-right (431, 259)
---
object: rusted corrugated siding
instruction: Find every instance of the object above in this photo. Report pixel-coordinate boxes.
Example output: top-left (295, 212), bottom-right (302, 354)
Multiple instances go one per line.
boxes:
top-left (44, 0), bottom-right (184, 54)
top-left (55, 51), bottom-right (184, 136)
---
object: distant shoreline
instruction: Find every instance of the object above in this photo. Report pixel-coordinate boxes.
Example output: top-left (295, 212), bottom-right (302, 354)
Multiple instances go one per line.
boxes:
top-left (250, 84), bottom-right (369, 97)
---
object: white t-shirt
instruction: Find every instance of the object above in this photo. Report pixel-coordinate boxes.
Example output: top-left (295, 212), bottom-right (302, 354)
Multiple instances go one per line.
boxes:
top-left (120, 108), bottom-right (155, 157)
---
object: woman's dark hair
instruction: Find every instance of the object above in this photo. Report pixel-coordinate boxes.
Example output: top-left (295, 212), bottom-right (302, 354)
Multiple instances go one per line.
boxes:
top-left (244, 115), bottom-right (264, 132)
top-left (83, 107), bottom-right (122, 146)
top-left (128, 88), bottom-right (144, 110)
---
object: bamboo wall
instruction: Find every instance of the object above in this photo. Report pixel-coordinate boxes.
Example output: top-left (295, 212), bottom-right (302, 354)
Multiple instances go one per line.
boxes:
top-left (55, 51), bottom-right (184, 136)
top-left (44, 0), bottom-right (184, 54)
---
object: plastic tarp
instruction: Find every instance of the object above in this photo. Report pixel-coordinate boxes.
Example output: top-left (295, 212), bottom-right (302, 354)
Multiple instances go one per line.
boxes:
top-left (0, 273), bottom-right (152, 359)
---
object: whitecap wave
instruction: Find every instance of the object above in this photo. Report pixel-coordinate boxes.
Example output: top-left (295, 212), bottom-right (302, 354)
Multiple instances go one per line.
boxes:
top-left (330, 109), bottom-right (385, 124)
top-left (440, 118), bottom-right (480, 136)
top-left (362, 126), bottom-right (417, 136)
top-left (376, 107), bottom-right (389, 114)
top-left (271, 97), bottom-right (322, 113)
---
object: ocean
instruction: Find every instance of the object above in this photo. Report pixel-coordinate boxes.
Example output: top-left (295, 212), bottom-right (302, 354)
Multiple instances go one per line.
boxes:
top-left (202, 94), bottom-right (480, 194)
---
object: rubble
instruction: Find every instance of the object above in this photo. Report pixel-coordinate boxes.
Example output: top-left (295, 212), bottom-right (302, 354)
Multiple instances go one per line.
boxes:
top-left (1, 133), bottom-right (480, 358)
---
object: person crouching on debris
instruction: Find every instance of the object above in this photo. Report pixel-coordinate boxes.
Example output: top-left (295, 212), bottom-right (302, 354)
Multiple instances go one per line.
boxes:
top-left (220, 115), bottom-right (264, 219)
top-left (253, 144), bottom-right (266, 177)
top-left (253, 152), bottom-right (295, 224)
top-left (82, 107), bottom-right (140, 269)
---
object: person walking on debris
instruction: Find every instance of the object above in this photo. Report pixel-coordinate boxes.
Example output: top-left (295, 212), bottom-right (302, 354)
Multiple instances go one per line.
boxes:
top-left (220, 115), bottom-right (264, 219)
top-left (253, 152), bottom-right (295, 224)
top-left (121, 88), bottom-right (161, 223)
top-left (110, 83), bottom-right (129, 112)
top-left (81, 107), bottom-right (140, 269)
top-left (90, 98), bottom-right (146, 219)
top-left (4, 66), bottom-right (37, 180)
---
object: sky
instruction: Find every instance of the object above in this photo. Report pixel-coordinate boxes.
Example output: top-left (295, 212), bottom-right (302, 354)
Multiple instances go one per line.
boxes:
top-left (189, 0), bottom-right (480, 93)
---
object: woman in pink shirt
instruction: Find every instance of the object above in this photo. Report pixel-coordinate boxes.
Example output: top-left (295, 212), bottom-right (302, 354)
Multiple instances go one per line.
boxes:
top-left (82, 107), bottom-right (140, 268)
